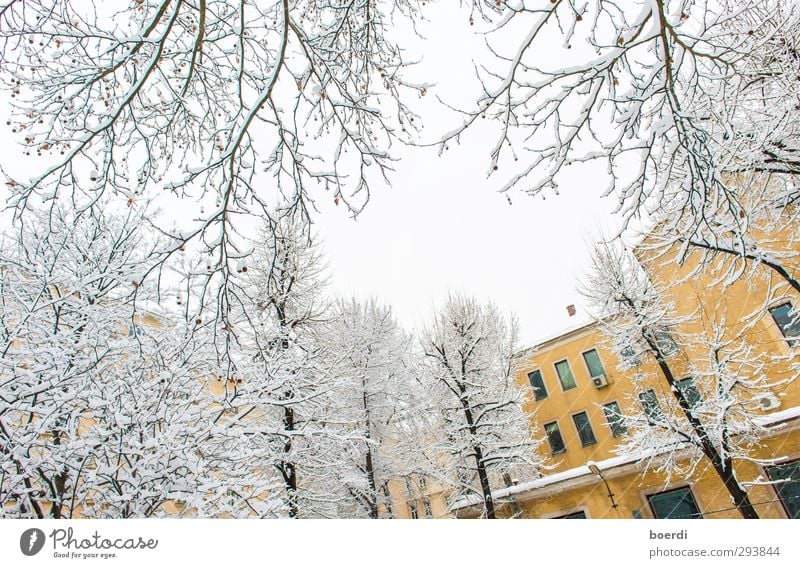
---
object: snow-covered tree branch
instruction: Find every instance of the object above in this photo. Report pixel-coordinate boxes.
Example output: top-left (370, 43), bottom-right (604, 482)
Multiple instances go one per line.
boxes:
top-left (419, 294), bottom-right (543, 519)
top-left (0, 0), bottom-right (424, 310)
top-left (322, 298), bottom-right (425, 518)
top-left (0, 203), bottom-right (213, 518)
top-left (445, 0), bottom-right (799, 266)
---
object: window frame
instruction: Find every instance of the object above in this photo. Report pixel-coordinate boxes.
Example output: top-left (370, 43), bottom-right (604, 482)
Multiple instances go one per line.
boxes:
top-left (638, 389), bottom-right (663, 425)
top-left (619, 340), bottom-right (641, 367)
top-left (544, 420), bottom-right (567, 455)
top-left (552, 510), bottom-right (588, 519)
top-left (769, 302), bottom-right (800, 347)
top-left (676, 377), bottom-right (702, 408)
top-left (581, 348), bottom-right (606, 379)
top-left (602, 401), bottom-right (627, 437)
top-left (765, 458), bottom-right (800, 519)
top-left (571, 410), bottom-right (597, 447)
top-left (422, 496), bottom-right (433, 519)
top-left (527, 369), bottom-right (548, 401)
top-left (646, 485), bottom-right (703, 519)
top-left (654, 330), bottom-right (679, 355)
top-left (554, 359), bottom-right (577, 391)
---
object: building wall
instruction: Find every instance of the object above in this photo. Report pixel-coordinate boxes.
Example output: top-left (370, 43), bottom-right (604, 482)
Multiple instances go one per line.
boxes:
top-left (449, 231), bottom-right (800, 519)
top-left (502, 425), bottom-right (800, 520)
top-left (387, 476), bottom-right (450, 519)
top-left (517, 324), bottom-right (665, 474)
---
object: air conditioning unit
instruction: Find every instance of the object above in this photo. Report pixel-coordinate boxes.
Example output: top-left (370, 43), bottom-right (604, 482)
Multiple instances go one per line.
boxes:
top-left (592, 374), bottom-right (609, 388)
top-left (758, 393), bottom-right (781, 411)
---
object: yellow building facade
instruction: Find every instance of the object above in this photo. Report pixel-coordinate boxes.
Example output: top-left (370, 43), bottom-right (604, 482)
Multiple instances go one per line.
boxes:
top-left (435, 237), bottom-right (800, 520)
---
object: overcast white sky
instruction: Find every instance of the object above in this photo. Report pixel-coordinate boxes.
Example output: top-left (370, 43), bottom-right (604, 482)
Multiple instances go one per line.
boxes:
top-left (312, 136), bottom-right (620, 347)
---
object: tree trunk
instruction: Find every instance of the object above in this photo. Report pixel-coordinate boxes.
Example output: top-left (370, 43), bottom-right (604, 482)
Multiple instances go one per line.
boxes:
top-left (48, 428), bottom-right (67, 519)
top-left (363, 446), bottom-right (378, 519)
top-left (362, 384), bottom-right (379, 519)
top-left (380, 483), bottom-right (394, 518)
top-left (715, 458), bottom-right (759, 519)
top-left (456, 378), bottom-right (496, 519)
top-left (50, 469), bottom-right (67, 519)
top-left (277, 293), bottom-right (298, 518)
top-left (473, 445), bottom-right (496, 519)
top-left (280, 404), bottom-right (298, 518)
top-left (647, 334), bottom-right (760, 519)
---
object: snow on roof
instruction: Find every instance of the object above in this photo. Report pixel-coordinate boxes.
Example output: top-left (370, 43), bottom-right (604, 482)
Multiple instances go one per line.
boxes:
top-left (515, 316), bottom-right (598, 357)
top-left (756, 405), bottom-right (800, 427)
top-left (450, 452), bottom-right (642, 512)
top-left (451, 405), bottom-right (800, 513)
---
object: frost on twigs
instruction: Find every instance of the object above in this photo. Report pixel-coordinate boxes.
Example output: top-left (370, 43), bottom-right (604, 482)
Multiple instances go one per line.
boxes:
top-left (0, 0), bottom-right (424, 309)
top-left (0, 204), bottom-right (213, 518)
top-left (322, 298), bottom-right (426, 518)
top-left (638, 174), bottom-right (800, 297)
top-left (447, 0), bottom-right (800, 264)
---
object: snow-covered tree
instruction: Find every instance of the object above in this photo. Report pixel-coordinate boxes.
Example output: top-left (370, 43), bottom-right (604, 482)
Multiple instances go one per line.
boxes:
top-left (197, 216), bottom-right (357, 518)
top-left (582, 241), bottom-right (795, 519)
top-left (78, 319), bottom-right (214, 518)
top-left (419, 294), bottom-right (543, 519)
top-left (444, 0), bottom-right (799, 277)
top-left (0, 0), bottom-right (426, 315)
top-left (323, 297), bottom-right (423, 518)
top-left (0, 203), bottom-right (212, 518)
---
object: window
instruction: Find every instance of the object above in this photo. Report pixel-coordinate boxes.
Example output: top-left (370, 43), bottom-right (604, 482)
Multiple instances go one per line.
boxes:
top-left (544, 421), bottom-right (566, 454)
top-left (582, 349), bottom-right (605, 378)
top-left (602, 401), bottom-right (627, 437)
top-left (639, 389), bottom-right (663, 425)
top-left (572, 411), bottom-right (597, 446)
top-left (770, 303), bottom-right (800, 346)
top-left (127, 321), bottom-right (144, 336)
top-left (554, 359), bottom-right (577, 391)
top-left (647, 486), bottom-right (703, 519)
top-left (527, 369), bottom-right (548, 401)
top-left (422, 497), bottom-right (433, 519)
top-left (766, 459), bottom-right (800, 519)
top-left (677, 377), bottom-right (702, 408)
top-left (620, 341), bottom-right (641, 367)
top-left (405, 478), bottom-right (419, 519)
top-left (554, 511), bottom-right (587, 519)
top-left (653, 330), bottom-right (678, 355)
top-left (225, 489), bottom-right (240, 507)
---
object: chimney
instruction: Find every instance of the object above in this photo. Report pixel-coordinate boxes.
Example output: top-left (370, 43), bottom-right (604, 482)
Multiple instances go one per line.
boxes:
top-left (566, 304), bottom-right (576, 317)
